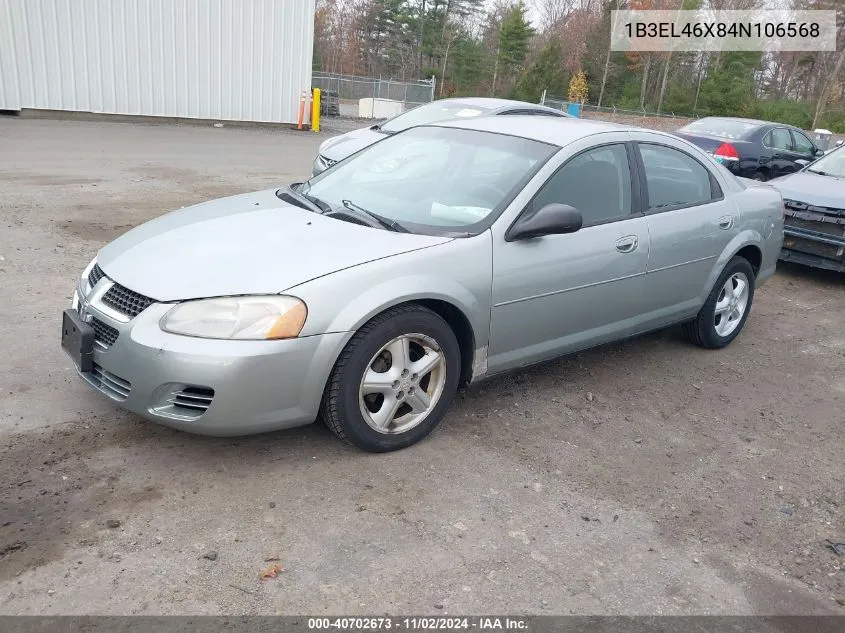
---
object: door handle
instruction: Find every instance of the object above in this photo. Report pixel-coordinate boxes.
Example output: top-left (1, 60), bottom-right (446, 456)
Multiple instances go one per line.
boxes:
top-left (718, 216), bottom-right (734, 230)
top-left (615, 235), bottom-right (638, 253)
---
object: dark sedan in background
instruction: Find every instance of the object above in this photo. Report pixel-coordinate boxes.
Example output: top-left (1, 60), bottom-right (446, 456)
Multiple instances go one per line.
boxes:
top-left (768, 144), bottom-right (845, 273)
top-left (675, 117), bottom-right (824, 181)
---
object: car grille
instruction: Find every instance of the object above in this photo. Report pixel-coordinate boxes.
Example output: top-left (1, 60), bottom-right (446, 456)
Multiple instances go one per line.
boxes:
top-left (783, 202), bottom-right (845, 262)
top-left (91, 363), bottom-right (131, 401)
top-left (785, 216), bottom-right (845, 238)
top-left (102, 283), bottom-right (155, 318)
top-left (88, 263), bottom-right (106, 288)
top-left (91, 317), bottom-right (119, 347)
top-left (169, 387), bottom-right (215, 416)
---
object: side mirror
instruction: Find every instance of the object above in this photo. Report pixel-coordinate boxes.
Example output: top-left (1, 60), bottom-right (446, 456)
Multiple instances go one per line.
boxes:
top-left (815, 149), bottom-right (825, 156)
top-left (506, 203), bottom-right (583, 241)
top-left (795, 159), bottom-right (810, 166)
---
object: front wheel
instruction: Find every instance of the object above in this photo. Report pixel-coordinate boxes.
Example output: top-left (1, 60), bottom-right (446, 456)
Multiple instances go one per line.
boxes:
top-left (683, 256), bottom-right (755, 349)
top-left (320, 305), bottom-right (461, 452)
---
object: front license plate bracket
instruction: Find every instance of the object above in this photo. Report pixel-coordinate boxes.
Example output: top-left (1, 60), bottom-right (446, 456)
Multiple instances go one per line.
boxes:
top-left (61, 308), bottom-right (95, 373)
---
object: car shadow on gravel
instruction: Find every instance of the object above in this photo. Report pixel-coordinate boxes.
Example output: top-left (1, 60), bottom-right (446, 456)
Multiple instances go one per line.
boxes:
top-left (776, 261), bottom-right (845, 286)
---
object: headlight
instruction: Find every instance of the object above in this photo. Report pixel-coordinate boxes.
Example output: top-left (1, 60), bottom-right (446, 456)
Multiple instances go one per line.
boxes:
top-left (160, 296), bottom-right (307, 340)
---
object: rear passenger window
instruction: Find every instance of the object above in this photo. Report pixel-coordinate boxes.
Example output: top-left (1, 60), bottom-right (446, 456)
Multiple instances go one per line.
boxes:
top-left (639, 144), bottom-right (715, 210)
top-left (765, 128), bottom-right (793, 151)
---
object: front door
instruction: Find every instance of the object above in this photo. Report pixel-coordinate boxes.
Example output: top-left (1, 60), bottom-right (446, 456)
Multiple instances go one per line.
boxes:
top-left (764, 127), bottom-right (799, 178)
top-left (790, 129), bottom-right (820, 165)
top-left (488, 141), bottom-right (650, 373)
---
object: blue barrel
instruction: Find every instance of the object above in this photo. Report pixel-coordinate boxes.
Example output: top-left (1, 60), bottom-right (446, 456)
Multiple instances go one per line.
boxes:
top-left (566, 102), bottom-right (582, 118)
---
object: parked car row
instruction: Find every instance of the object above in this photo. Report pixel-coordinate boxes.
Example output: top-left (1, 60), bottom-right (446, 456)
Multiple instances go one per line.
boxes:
top-left (317, 105), bottom-right (845, 276)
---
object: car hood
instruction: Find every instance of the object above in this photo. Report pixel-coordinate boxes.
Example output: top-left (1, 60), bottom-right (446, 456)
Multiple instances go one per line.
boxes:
top-left (97, 188), bottom-right (451, 301)
top-left (768, 172), bottom-right (845, 210)
top-left (320, 127), bottom-right (386, 162)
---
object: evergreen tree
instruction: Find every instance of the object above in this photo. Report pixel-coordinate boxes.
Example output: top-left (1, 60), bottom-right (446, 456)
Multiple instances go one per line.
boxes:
top-left (513, 37), bottom-right (565, 103)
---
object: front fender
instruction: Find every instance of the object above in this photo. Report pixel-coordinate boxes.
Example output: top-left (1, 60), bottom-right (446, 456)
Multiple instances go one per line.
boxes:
top-left (287, 235), bottom-right (494, 369)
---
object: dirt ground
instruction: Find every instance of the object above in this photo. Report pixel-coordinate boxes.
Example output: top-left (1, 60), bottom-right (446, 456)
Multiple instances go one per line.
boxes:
top-left (1, 115), bottom-right (844, 616)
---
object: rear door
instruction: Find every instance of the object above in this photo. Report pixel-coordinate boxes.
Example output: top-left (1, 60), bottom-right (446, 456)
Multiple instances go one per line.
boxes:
top-left (633, 136), bottom-right (739, 327)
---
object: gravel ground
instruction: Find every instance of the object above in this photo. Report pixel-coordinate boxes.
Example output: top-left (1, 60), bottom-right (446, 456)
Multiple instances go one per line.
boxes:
top-left (1, 115), bottom-right (844, 616)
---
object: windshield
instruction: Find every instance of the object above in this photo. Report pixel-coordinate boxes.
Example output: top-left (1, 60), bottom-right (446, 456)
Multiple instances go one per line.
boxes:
top-left (679, 118), bottom-right (758, 140)
top-left (804, 144), bottom-right (845, 177)
top-left (381, 101), bottom-right (494, 133)
top-left (305, 126), bottom-right (556, 234)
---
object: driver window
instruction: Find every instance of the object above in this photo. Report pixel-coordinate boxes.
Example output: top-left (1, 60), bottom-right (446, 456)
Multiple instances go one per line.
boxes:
top-left (530, 143), bottom-right (632, 227)
top-left (791, 130), bottom-right (815, 155)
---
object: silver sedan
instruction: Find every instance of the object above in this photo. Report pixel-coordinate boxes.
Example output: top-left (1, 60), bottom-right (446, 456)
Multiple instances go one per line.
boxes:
top-left (62, 116), bottom-right (785, 452)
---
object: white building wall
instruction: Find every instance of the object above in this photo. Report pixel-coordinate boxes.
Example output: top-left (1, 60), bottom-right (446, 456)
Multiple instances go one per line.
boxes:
top-left (0, 0), bottom-right (315, 124)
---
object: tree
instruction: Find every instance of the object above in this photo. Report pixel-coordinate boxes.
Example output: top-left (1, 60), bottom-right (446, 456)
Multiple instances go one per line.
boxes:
top-left (513, 37), bottom-right (566, 102)
top-left (493, 1), bottom-right (535, 96)
top-left (697, 52), bottom-right (762, 116)
top-left (568, 70), bottom-right (589, 104)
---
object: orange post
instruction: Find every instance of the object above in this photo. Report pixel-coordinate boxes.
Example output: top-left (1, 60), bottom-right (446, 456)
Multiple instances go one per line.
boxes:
top-left (297, 90), bottom-right (306, 130)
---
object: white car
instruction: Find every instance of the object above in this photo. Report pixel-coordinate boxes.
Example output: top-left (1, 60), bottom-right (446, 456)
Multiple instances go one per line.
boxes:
top-left (312, 97), bottom-right (571, 175)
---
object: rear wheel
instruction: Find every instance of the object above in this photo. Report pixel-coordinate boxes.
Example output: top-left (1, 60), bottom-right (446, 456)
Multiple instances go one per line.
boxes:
top-left (320, 305), bottom-right (461, 452)
top-left (683, 256), bottom-right (755, 349)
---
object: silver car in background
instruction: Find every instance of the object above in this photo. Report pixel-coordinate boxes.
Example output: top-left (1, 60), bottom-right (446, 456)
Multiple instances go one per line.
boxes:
top-left (63, 117), bottom-right (784, 452)
top-left (312, 97), bottom-right (571, 175)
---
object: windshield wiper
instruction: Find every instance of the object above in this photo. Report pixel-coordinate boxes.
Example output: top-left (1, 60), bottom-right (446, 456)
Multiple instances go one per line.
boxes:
top-left (805, 168), bottom-right (829, 176)
top-left (341, 200), bottom-right (409, 232)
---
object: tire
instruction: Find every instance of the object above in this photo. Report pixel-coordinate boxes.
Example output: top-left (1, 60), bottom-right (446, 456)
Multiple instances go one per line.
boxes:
top-left (751, 170), bottom-right (767, 182)
top-left (683, 256), bottom-right (756, 349)
top-left (320, 304), bottom-right (461, 452)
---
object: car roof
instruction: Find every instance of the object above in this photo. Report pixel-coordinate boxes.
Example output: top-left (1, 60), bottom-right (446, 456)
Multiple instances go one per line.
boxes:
top-left (688, 116), bottom-right (800, 130)
top-left (433, 115), bottom-right (630, 146)
top-left (442, 97), bottom-right (545, 110)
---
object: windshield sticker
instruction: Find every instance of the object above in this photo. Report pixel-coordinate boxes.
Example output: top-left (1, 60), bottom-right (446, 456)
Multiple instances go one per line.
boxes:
top-left (430, 202), bottom-right (491, 222)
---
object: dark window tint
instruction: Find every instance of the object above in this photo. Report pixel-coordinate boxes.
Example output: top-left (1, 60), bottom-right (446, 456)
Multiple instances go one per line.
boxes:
top-left (765, 128), bottom-right (793, 151)
top-left (791, 130), bottom-right (815, 154)
top-left (532, 144), bottom-right (632, 226)
top-left (640, 144), bottom-right (714, 210)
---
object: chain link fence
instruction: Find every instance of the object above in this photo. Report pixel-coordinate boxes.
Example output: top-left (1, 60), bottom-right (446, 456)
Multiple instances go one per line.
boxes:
top-left (312, 72), bottom-right (436, 119)
top-left (542, 95), bottom-right (709, 120)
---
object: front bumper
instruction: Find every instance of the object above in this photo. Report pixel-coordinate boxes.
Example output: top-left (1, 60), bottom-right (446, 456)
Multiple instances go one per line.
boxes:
top-left (779, 203), bottom-right (845, 272)
top-left (68, 287), bottom-right (350, 436)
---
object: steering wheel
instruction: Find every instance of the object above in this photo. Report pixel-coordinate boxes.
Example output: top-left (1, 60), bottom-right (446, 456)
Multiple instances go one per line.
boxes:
top-left (468, 183), bottom-right (507, 207)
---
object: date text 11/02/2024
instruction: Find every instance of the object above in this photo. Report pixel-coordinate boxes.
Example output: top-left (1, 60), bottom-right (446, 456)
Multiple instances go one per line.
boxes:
top-left (624, 21), bottom-right (820, 39)
top-left (307, 617), bottom-right (529, 630)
